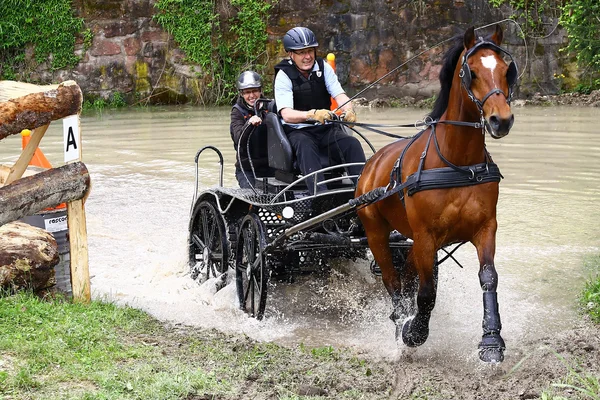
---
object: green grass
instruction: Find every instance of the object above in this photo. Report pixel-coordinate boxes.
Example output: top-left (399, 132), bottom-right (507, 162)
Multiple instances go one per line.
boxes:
top-left (540, 352), bottom-right (600, 400)
top-left (580, 254), bottom-right (600, 323)
top-left (0, 291), bottom-right (390, 400)
top-left (0, 292), bottom-right (231, 399)
top-left (539, 254), bottom-right (600, 400)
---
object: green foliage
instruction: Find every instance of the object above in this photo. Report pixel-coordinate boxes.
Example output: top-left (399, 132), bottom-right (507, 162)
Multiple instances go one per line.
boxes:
top-left (491, 0), bottom-right (600, 89)
top-left (82, 92), bottom-right (128, 112)
top-left (154, 0), bottom-right (273, 105)
top-left (560, 0), bottom-right (600, 76)
top-left (572, 80), bottom-right (600, 95)
top-left (0, 0), bottom-right (83, 79)
top-left (488, 0), bottom-right (563, 36)
top-left (82, 28), bottom-right (94, 51)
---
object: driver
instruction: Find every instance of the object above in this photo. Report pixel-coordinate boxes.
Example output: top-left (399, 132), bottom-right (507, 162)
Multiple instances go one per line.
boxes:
top-left (273, 27), bottom-right (366, 194)
top-left (230, 71), bottom-right (273, 188)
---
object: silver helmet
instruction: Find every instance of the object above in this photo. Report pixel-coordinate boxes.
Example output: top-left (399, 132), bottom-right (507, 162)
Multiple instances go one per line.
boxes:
top-left (237, 71), bottom-right (262, 90)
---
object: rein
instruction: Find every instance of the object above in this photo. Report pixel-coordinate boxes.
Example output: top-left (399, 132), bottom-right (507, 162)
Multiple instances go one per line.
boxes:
top-left (348, 117), bottom-right (501, 211)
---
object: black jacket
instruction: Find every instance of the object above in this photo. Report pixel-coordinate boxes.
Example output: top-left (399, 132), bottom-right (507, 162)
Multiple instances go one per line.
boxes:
top-left (229, 96), bottom-right (269, 171)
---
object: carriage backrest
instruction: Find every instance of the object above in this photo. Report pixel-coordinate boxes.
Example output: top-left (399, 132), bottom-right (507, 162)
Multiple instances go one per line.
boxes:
top-left (265, 108), bottom-right (294, 172)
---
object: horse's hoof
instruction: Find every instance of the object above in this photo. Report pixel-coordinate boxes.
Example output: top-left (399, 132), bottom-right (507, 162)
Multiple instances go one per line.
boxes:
top-left (479, 347), bottom-right (504, 363)
top-left (478, 333), bottom-right (505, 363)
top-left (401, 316), bottom-right (429, 347)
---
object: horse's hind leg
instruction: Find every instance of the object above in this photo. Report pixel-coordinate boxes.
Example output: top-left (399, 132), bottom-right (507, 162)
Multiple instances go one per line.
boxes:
top-left (474, 230), bottom-right (506, 363)
top-left (400, 236), bottom-right (436, 347)
top-left (361, 219), bottom-right (414, 325)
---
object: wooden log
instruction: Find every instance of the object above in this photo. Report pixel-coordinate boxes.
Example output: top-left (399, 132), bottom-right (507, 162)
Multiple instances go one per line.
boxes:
top-left (0, 161), bottom-right (90, 227)
top-left (0, 221), bottom-right (59, 291)
top-left (0, 80), bottom-right (82, 140)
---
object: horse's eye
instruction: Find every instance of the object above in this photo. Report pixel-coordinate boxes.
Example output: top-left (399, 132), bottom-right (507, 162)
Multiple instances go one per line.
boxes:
top-left (470, 70), bottom-right (476, 80)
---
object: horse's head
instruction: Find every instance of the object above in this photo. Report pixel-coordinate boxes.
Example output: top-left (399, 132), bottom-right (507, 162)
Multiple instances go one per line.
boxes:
top-left (460, 25), bottom-right (517, 139)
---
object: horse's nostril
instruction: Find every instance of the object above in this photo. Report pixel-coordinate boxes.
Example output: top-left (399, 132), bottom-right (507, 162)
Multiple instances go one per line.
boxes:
top-left (489, 115), bottom-right (500, 130)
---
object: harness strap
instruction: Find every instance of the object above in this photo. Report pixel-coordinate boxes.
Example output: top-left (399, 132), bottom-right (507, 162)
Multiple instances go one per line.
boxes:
top-left (405, 162), bottom-right (502, 196)
top-left (412, 128), bottom-right (435, 193)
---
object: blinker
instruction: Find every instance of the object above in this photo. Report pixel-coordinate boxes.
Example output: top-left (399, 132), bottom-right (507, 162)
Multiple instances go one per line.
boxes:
top-left (459, 38), bottom-right (519, 105)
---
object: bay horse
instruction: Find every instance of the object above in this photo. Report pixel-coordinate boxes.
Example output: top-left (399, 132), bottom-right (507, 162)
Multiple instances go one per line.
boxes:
top-left (356, 25), bottom-right (517, 363)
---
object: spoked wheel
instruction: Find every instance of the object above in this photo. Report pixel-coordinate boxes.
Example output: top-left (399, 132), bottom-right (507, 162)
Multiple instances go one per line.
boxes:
top-left (188, 200), bottom-right (229, 283)
top-left (235, 213), bottom-right (269, 320)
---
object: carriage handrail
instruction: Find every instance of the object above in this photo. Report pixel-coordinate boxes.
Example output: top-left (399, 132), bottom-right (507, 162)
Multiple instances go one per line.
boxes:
top-left (267, 200), bottom-right (355, 248)
top-left (268, 162), bottom-right (365, 204)
top-left (192, 146), bottom-right (224, 215)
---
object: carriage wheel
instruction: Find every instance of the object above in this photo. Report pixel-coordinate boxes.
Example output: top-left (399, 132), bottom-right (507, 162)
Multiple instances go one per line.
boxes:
top-left (188, 200), bottom-right (229, 283)
top-left (235, 213), bottom-right (269, 320)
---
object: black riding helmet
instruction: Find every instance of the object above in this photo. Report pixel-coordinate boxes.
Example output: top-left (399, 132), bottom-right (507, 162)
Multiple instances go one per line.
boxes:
top-left (283, 27), bottom-right (318, 51)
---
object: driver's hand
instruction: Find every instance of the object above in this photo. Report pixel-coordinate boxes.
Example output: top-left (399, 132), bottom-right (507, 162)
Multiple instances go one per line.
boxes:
top-left (248, 115), bottom-right (262, 126)
top-left (306, 109), bottom-right (335, 124)
top-left (340, 109), bottom-right (357, 124)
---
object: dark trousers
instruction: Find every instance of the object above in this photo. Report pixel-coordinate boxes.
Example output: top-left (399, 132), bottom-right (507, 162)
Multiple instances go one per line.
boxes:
top-left (235, 168), bottom-right (255, 188)
top-left (286, 124), bottom-right (366, 194)
top-left (235, 166), bottom-right (275, 188)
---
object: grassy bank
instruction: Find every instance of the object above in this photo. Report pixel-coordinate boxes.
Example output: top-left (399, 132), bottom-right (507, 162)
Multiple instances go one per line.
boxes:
top-left (1, 253), bottom-right (599, 399)
top-left (0, 292), bottom-right (392, 400)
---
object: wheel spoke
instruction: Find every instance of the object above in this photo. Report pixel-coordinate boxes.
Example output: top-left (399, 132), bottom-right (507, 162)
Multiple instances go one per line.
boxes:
top-left (208, 215), bottom-right (217, 249)
top-left (190, 201), bottom-right (228, 283)
top-left (235, 214), bottom-right (268, 319)
top-left (201, 209), bottom-right (210, 245)
top-left (191, 233), bottom-right (206, 249)
top-left (244, 271), bottom-right (252, 304)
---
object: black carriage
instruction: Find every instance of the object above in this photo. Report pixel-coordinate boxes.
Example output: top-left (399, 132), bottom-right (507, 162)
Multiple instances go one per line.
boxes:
top-left (188, 101), bottom-right (412, 319)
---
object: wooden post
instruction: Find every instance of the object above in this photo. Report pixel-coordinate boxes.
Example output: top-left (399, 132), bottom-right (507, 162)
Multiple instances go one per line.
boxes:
top-left (4, 124), bottom-right (50, 185)
top-left (63, 114), bottom-right (90, 302)
top-left (67, 199), bottom-right (90, 301)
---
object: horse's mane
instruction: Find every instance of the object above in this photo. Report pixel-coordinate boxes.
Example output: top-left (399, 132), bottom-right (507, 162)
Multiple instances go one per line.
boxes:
top-left (428, 35), bottom-right (464, 121)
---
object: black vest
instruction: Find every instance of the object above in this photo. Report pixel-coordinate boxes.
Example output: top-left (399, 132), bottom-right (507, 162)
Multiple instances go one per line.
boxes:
top-left (274, 58), bottom-right (331, 111)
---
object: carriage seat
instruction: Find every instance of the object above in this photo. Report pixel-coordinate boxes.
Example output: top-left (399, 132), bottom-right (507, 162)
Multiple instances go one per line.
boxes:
top-left (264, 101), bottom-right (333, 184)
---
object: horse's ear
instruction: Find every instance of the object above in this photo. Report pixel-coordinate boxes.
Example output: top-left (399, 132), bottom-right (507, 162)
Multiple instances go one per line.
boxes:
top-left (491, 24), bottom-right (504, 45)
top-left (463, 26), bottom-right (475, 49)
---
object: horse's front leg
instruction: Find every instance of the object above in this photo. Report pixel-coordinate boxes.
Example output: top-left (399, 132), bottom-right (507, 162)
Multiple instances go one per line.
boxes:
top-left (400, 235), bottom-right (436, 347)
top-left (474, 227), bottom-right (506, 363)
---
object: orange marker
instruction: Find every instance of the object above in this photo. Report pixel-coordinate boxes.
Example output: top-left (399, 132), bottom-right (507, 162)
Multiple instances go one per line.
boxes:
top-left (22, 129), bottom-right (66, 210)
top-left (22, 129), bottom-right (52, 169)
top-left (326, 53), bottom-right (340, 113)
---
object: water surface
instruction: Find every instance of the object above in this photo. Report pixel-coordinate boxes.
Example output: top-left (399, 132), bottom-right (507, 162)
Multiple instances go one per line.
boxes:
top-left (1, 105), bottom-right (598, 361)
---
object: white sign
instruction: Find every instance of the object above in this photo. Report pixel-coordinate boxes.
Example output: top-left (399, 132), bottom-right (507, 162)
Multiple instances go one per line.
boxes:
top-left (63, 115), bottom-right (81, 162)
top-left (44, 214), bottom-right (67, 233)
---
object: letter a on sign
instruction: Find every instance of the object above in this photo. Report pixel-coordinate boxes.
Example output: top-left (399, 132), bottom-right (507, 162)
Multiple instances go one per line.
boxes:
top-left (63, 115), bottom-right (81, 162)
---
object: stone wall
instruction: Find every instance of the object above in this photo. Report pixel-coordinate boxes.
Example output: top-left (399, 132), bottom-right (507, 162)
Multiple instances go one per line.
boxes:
top-left (37, 0), bottom-right (569, 104)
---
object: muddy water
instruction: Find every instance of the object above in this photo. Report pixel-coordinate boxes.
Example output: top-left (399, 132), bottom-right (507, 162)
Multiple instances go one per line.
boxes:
top-left (1, 105), bottom-right (598, 362)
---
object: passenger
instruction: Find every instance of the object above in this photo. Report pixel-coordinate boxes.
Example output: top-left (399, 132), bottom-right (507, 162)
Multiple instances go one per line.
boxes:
top-left (230, 71), bottom-right (273, 188)
top-left (274, 26), bottom-right (366, 194)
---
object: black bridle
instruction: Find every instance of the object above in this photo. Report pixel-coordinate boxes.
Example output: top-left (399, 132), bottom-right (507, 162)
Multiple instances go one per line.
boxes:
top-left (458, 38), bottom-right (519, 112)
